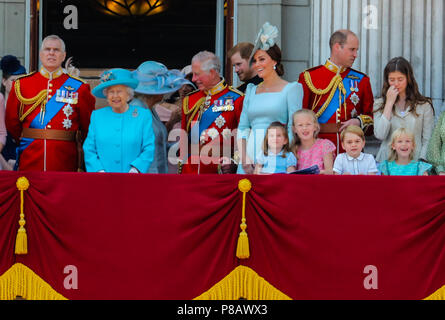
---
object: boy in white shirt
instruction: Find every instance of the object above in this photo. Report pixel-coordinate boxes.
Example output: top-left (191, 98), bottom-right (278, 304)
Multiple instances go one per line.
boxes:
top-left (333, 126), bottom-right (378, 175)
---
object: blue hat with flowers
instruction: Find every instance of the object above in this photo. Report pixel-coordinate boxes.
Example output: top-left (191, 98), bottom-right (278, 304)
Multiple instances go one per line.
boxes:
top-left (92, 68), bottom-right (139, 99)
top-left (250, 22), bottom-right (279, 63)
top-left (132, 61), bottom-right (195, 95)
top-left (0, 55), bottom-right (26, 76)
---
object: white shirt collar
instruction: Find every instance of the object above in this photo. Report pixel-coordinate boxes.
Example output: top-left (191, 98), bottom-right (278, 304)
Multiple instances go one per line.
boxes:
top-left (346, 152), bottom-right (365, 161)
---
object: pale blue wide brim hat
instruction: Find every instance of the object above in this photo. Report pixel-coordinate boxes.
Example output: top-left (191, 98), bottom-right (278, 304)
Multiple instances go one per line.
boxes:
top-left (92, 68), bottom-right (139, 99)
top-left (132, 61), bottom-right (195, 95)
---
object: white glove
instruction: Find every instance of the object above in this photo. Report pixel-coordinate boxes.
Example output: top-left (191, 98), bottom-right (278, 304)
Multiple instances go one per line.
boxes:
top-left (129, 167), bottom-right (139, 174)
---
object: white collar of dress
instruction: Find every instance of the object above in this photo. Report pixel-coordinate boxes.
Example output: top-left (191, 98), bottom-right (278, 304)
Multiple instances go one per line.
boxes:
top-left (346, 152), bottom-right (365, 161)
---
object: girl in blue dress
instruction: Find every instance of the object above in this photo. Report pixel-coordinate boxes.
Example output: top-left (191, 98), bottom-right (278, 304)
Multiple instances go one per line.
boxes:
top-left (379, 128), bottom-right (432, 176)
top-left (254, 122), bottom-right (297, 174)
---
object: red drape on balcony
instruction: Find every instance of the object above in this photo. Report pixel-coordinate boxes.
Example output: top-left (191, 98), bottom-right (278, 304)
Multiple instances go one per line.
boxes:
top-left (0, 172), bottom-right (444, 299)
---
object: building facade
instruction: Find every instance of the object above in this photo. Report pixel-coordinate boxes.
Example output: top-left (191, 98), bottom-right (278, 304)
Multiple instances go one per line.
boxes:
top-left (236, 0), bottom-right (445, 115)
top-left (0, 0), bottom-right (27, 68)
top-left (1, 0), bottom-right (444, 114)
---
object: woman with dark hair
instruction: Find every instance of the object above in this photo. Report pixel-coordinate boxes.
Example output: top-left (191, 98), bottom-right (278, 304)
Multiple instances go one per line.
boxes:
top-left (237, 22), bottom-right (303, 174)
top-left (0, 55), bottom-right (26, 170)
top-left (373, 56), bottom-right (434, 162)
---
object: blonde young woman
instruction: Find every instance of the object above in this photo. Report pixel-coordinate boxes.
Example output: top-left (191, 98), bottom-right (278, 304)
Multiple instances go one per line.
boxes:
top-left (237, 22), bottom-right (303, 174)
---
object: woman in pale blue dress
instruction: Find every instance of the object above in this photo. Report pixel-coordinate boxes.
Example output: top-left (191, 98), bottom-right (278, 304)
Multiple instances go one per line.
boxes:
top-left (237, 22), bottom-right (303, 174)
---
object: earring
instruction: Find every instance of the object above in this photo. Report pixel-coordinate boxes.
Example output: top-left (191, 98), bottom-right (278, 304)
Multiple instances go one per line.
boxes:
top-left (273, 65), bottom-right (277, 70)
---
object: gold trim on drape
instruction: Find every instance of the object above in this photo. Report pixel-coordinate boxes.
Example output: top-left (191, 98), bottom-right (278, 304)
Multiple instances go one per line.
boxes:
top-left (424, 285), bottom-right (445, 300)
top-left (194, 266), bottom-right (291, 300)
top-left (0, 263), bottom-right (67, 300)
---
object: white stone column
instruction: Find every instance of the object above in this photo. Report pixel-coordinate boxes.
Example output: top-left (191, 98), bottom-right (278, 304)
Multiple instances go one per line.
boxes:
top-left (0, 0), bottom-right (26, 70)
top-left (310, 0), bottom-right (445, 115)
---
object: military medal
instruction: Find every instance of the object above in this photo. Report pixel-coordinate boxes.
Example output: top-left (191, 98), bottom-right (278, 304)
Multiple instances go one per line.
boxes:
top-left (62, 104), bottom-right (74, 130)
top-left (56, 90), bottom-right (78, 105)
top-left (199, 94), bottom-right (212, 120)
top-left (212, 97), bottom-right (235, 112)
top-left (350, 80), bottom-right (360, 106)
top-left (63, 105), bottom-right (74, 117)
top-left (215, 115), bottom-right (226, 128)
top-left (207, 128), bottom-right (219, 140)
top-left (62, 118), bottom-right (72, 130)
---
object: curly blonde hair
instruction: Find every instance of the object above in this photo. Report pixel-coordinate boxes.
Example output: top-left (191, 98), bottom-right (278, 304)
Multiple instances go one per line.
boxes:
top-left (388, 127), bottom-right (416, 162)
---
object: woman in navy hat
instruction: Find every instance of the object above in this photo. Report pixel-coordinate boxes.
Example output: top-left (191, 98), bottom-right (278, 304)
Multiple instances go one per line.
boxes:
top-left (0, 55), bottom-right (26, 170)
top-left (131, 61), bottom-right (194, 174)
top-left (83, 68), bottom-right (155, 173)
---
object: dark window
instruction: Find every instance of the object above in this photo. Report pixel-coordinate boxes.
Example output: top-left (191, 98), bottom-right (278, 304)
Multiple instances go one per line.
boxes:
top-left (43, 0), bottom-right (217, 69)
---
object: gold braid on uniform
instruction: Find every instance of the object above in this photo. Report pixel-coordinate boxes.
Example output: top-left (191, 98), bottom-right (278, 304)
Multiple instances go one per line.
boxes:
top-left (183, 95), bottom-right (206, 132)
top-left (303, 71), bottom-right (347, 119)
top-left (14, 80), bottom-right (48, 122)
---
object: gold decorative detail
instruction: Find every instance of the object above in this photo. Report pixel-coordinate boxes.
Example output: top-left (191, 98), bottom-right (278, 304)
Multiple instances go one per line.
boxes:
top-left (15, 177), bottom-right (30, 255)
top-left (183, 96), bottom-right (206, 132)
top-left (304, 72), bottom-right (346, 119)
top-left (324, 59), bottom-right (347, 74)
top-left (94, 0), bottom-right (168, 17)
top-left (0, 263), bottom-right (67, 300)
top-left (14, 80), bottom-right (48, 123)
top-left (194, 266), bottom-right (292, 300)
top-left (236, 179), bottom-right (252, 259)
top-left (424, 284), bottom-right (445, 300)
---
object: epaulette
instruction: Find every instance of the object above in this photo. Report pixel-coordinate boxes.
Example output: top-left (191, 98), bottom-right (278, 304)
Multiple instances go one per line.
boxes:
top-left (228, 86), bottom-right (244, 96)
top-left (68, 75), bottom-right (86, 84)
top-left (15, 71), bottom-right (36, 82)
top-left (303, 65), bottom-right (324, 73)
top-left (349, 68), bottom-right (369, 78)
top-left (185, 89), bottom-right (200, 97)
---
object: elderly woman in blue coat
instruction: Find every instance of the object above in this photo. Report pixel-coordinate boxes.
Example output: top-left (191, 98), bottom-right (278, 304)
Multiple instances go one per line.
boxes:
top-left (83, 68), bottom-right (155, 173)
top-left (131, 61), bottom-right (194, 173)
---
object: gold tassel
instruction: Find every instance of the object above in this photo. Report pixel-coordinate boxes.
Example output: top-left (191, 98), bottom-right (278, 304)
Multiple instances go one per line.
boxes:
top-left (236, 179), bottom-right (252, 259)
top-left (15, 177), bottom-right (30, 255)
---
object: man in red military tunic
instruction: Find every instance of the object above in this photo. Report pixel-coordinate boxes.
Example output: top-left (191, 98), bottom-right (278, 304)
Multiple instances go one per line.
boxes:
top-left (180, 51), bottom-right (244, 174)
top-left (6, 35), bottom-right (95, 171)
top-left (298, 30), bottom-right (374, 154)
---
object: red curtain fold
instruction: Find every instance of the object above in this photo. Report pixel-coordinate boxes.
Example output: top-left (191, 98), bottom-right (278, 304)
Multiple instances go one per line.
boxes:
top-left (242, 174), bottom-right (445, 299)
top-left (0, 171), bottom-right (444, 300)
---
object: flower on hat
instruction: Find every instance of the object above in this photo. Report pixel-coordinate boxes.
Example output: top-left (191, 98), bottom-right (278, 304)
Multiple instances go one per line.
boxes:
top-left (101, 71), bottom-right (115, 83)
top-left (133, 61), bottom-right (195, 95)
top-left (254, 22), bottom-right (279, 51)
